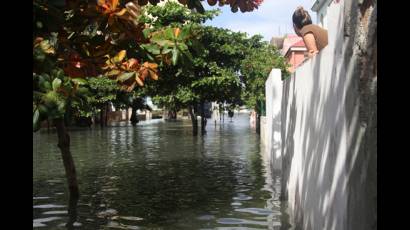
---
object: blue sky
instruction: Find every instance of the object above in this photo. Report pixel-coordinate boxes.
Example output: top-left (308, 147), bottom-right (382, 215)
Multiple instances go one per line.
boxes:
top-left (204, 0), bottom-right (316, 41)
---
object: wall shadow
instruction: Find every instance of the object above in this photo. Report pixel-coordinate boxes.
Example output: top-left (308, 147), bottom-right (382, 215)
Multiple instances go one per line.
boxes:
top-left (279, 0), bottom-right (377, 229)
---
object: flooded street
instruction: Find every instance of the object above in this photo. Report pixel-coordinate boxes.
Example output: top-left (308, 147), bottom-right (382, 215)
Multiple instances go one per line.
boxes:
top-left (33, 114), bottom-right (290, 229)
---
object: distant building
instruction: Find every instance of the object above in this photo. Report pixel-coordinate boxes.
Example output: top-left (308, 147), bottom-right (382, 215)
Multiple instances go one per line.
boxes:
top-left (270, 36), bottom-right (285, 49)
top-left (281, 34), bottom-right (307, 73)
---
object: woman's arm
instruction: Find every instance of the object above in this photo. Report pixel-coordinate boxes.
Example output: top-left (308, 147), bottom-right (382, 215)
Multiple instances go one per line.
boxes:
top-left (303, 32), bottom-right (319, 58)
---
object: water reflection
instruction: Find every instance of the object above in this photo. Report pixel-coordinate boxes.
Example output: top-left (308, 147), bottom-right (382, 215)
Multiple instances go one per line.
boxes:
top-left (33, 115), bottom-right (290, 229)
top-left (66, 194), bottom-right (79, 229)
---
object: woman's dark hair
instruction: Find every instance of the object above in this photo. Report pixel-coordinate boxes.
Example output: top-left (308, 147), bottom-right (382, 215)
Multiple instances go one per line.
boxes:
top-left (292, 6), bottom-right (312, 29)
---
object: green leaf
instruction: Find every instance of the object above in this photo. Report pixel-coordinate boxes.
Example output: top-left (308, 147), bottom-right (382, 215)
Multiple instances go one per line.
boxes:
top-left (37, 74), bottom-right (45, 85)
top-left (146, 52), bottom-right (155, 62)
top-left (43, 91), bottom-right (59, 107)
top-left (172, 46), bottom-right (178, 65)
top-left (118, 72), bottom-right (135, 82)
top-left (191, 39), bottom-right (204, 53)
top-left (38, 104), bottom-right (48, 115)
top-left (179, 26), bottom-right (190, 39)
top-left (153, 39), bottom-right (174, 47)
top-left (165, 28), bottom-right (174, 40)
top-left (52, 78), bottom-right (62, 91)
top-left (178, 43), bottom-right (188, 51)
top-left (76, 87), bottom-right (90, 96)
top-left (143, 28), bottom-right (153, 39)
top-left (181, 49), bottom-right (193, 63)
top-left (57, 100), bottom-right (66, 113)
top-left (71, 78), bottom-right (87, 85)
top-left (40, 80), bottom-right (52, 91)
top-left (36, 21), bottom-right (43, 29)
top-left (33, 92), bottom-right (44, 101)
top-left (33, 109), bottom-right (40, 132)
top-left (53, 69), bottom-right (65, 79)
top-left (162, 47), bottom-right (172, 55)
top-left (141, 44), bottom-right (161, 55)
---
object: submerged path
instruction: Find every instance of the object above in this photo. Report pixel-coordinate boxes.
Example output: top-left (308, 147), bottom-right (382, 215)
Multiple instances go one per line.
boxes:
top-left (33, 114), bottom-right (290, 229)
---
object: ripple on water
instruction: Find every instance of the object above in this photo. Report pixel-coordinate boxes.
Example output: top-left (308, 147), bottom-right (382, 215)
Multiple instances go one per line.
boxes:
top-left (57, 222), bottom-right (82, 227)
top-left (106, 221), bottom-right (140, 229)
top-left (42, 210), bottom-right (68, 215)
top-left (234, 208), bottom-right (272, 216)
top-left (97, 209), bottom-right (118, 218)
top-left (33, 216), bottom-right (62, 228)
top-left (217, 218), bottom-right (267, 226)
top-left (196, 215), bottom-right (215, 221)
top-left (33, 197), bottom-right (50, 200)
top-left (33, 204), bottom-right (66, 209)
top-left (46, 179), bottom-right (62, 183)
top-left (232, 194), bottom-right (253, 201)
top-left (119, 216), bottom-right (144, 221)
top-left (33, 222), bottom-right (46, 228)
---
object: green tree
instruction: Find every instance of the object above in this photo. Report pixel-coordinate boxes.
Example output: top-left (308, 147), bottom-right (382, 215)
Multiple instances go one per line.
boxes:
top-left (34, 1), bottom-right (265, 215)
top-left (143, 2), bottom-right (256, 135)
top-left (240, 41), bottom-right (289, 133)
top-left (33, 1), bottom-right (195, 218)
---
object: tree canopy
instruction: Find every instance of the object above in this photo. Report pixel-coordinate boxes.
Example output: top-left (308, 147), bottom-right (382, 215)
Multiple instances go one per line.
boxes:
top-left (240, 42), bottom-right (289, 115)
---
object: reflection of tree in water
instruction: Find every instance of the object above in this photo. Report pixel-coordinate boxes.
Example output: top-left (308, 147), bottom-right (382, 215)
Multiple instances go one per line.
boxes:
top-left (66, 194), bottom-right (79, 230)
top-left (109, 158), bottom-right (239, 224)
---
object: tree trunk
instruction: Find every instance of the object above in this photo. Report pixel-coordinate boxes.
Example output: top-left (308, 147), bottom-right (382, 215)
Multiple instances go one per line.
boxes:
top-left (256, 113), bottom-right (261, 134)
top-left (53, 118), bottom-right (79, 200)
top-left (167, 110), bottom-right (177, 120)
top-left (47, 119), bottom-right (50, 133)
top-left (200, 102), bottom-right (207, 135)
top-left (104, 103), bottom-right (109, 126)
top-left (100, 107), bottom-right (104, 128)
top-left (87, 116), bottom-right (92, 129)
top-left (130, 106), bottom-right (138, 126)
top-left (126, 107), bottom-right (129, 121)
top-left (66, 191), bottom-right (79, 229)
top-left (189, 105), bottom-right (198, 136)
top-left (172, 110), bottom-right (177, 120)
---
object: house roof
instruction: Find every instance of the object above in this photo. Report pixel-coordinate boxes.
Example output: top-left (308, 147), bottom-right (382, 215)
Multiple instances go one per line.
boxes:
top-left (292, 39), bottom-right (306, 47)
top-left (281, 35), bottom-right (306, 56)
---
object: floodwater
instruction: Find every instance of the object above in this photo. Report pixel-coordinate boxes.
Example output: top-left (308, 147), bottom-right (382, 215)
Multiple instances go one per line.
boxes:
top-left (33, 114), bottom-right (290, 229)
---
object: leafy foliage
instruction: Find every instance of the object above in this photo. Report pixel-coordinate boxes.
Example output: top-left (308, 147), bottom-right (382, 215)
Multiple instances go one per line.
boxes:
top-left (33, 0), bottom-right (267, 130)
top-left (144, 2), bottom-right (246, 114)
top-left (33, 0), bottom-right (195, 129)
top-left (240, 42), bottom-right (289, 114)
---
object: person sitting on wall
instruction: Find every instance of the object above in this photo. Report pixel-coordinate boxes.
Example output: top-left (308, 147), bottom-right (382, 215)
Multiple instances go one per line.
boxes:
top-left (292, 6), bottom-right (328, 58)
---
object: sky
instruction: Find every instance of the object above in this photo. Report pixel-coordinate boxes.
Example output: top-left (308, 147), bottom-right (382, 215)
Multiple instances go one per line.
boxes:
top-left (204, 0), bottom-right (316, 41)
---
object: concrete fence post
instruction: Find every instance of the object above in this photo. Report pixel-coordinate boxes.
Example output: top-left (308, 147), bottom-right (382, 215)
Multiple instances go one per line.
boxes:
top-left (264, 69), bottom-right (282, 171)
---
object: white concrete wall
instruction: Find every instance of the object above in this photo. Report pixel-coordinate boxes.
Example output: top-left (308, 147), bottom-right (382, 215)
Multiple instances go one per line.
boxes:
top-left (264, 69), bottom-right (282, 171)
top-left (261, 0), bottom-right (376, 228)
top-left (282, 2), bottom-right (349, 229)
top-left (260, 116), bottom-right (267, 147)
